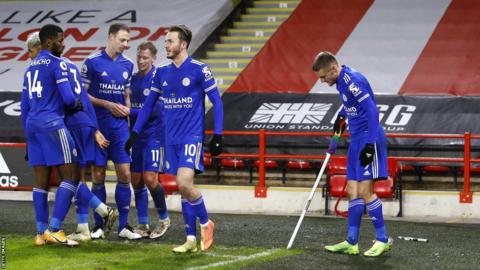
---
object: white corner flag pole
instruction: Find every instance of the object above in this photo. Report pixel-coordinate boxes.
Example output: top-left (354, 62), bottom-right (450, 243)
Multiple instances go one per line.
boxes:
top-left (287, 152), bottom-right (331, 249)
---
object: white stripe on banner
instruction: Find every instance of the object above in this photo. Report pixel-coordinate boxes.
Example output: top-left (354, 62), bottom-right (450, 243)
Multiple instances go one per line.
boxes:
top-left (311, 0), bottom-right (451, 94)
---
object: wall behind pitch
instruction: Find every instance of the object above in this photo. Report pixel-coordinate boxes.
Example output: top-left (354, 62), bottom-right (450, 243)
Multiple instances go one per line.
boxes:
top-left (0, 0), bottom-right (234, 92)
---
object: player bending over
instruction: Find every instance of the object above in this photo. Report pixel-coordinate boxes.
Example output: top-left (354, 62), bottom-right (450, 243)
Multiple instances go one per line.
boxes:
top-left (313, 51), bottom-right (392, 257)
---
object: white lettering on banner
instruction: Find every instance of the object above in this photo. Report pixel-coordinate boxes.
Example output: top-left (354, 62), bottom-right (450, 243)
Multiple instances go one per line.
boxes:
top-left (246, 103), bottom-right (416, 131)
top-left (0, 0), bottom-right (234, 92)
top-left (0, 100), bottom-right (21, 116)
top-left (249, 103), bottom-right (332, 124)
top-left (0, 153), bottom-right (11, 174)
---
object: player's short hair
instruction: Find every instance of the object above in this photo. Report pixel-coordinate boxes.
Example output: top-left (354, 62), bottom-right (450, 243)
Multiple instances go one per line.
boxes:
top-left (137, 41), bottom-right (157, 56)
top-left (168, 25), bottom-right (192, 49)
top-left (108, 23), bottom-right (130, 36)
top-left (312, 51), bottom-right (338, 72)
top-left (26, 31), bottom-right (41, 48)
top-left (39, 24), bottom-right (63, 45)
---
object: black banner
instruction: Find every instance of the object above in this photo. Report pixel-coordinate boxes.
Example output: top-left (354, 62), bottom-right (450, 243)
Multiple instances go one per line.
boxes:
top-left (206, 93), bottom-right (480, 157)
top-left (0, 92), bottom-right (24, 142)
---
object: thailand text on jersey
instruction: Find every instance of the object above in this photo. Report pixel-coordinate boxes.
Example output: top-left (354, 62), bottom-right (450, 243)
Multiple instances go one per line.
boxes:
top-left (22, 50), bottom-right (71, 132)
top-left (63, 58), bottom-right (97, 130)
top-left (81, 49), bottom-right (133, 130)
top-left (130, 66), bottom-right (164, 142)
top-left (150, 57), bottom-right (217, 145)
top-left (336, 65), bottom-right (381, 137)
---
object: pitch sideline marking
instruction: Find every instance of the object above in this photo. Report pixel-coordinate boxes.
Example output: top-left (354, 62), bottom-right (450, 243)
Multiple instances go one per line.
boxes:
top-left (186, 249), bottom-right (279, 270)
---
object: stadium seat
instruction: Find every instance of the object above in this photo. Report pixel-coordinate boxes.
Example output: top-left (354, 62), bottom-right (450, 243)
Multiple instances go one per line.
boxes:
top-left (158, 174), bottom-right (178, 195)
top-left (204, 156), bottom-right (212, 168)
top-left (282, 160), bottom-right (317, 183)
top-left (220, 158), bottom-right (246, 169)
top-left (249, 159), bottom-right (280, 183)
top-left (323, 157), bottom-right (402, 217)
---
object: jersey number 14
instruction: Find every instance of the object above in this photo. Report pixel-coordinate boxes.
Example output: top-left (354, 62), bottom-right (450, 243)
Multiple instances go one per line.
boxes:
top-left (26, 70), bottom-right (42, 99)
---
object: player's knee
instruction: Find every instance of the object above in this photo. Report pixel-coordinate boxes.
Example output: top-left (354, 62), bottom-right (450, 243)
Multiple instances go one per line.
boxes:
top-left (92, 168), bottom-right (106, 183)
top-left (143, 176), bottom-right (158, 190)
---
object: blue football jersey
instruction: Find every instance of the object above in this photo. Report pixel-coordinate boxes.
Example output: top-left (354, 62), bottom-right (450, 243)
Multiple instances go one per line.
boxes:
top-left (81, 49), bottom-right (133, 130)
top-left (22, 50), bottom-right (72, 132)
top-left (130, 66), bottom-right (164, 143)
top-left (63, 58), bottom-right (98, 129)
top-left (150, 57), bottom-right (217, 145)
top-left (336, 65), bottom-right (381, 143)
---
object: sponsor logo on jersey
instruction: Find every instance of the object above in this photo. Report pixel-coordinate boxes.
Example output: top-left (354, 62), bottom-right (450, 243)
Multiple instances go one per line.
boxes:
top-left (349, 83), bottom-right (361, 97)
top-left (60, 61), bottom-right (68, 71)
top-left (99, 83), bottom-right (125, 91)
top-left (81, 64), bottom-right (88, 74)
top-left (143, 88), bottom-right (150, 96)
top-left (342, 94), bottom-right (348, 102)
top-left (202, 66), bottom-right (213, 82)
top-left (164, 97), bottom-right (193, 104)
top-left (182, 77), bottom-right (190, 86)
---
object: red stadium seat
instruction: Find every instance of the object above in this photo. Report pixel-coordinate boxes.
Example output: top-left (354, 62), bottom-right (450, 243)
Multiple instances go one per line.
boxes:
top-left (49, 167), bottom-right (58, 187)
top-left (323, 157), bottom-right (402, 217)
top-left (286, 160), bottom-right (311, 169)
top-left (250, 159), bottom-right (280, 183)
top-left (204, 156), bottom-right (212, 167)
top-left (158, 174), bottom-right (178, 195)
top-left (220, 158), bottom-right (246, 169)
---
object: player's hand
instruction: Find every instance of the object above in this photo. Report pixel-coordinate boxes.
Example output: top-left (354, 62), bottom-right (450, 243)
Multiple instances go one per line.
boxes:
top-left (327, 136), bottom-right (338, 155)
top-left (333, 115), bottom-right (347, 136)
top-left (209, 134), bottom-right (223, 156)
top-left (24, 144), bottom-right (28, 161)
top-left (107, 102), bottom-right (129, 117)
top-left (73, 98), bottom-right (84, 112)
top-left (94, 130), bottom-right (110, 150)
top-left (360, 143), bottom-right (375, 166)
top-left (125, 131), bottom-right (138, 155)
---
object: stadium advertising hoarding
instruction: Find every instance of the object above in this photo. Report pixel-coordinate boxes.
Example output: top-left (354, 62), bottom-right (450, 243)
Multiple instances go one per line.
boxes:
top-left (206, 93), bottom-right (480, 156)
top-left (0, 0), bottom-right (234, 92)
top-left (0, 145), bottom-right (33, 190)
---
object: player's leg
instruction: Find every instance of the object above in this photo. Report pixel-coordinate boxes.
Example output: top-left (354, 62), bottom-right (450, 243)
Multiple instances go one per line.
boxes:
top-left (38, 128), bottom-right (78, 246)
top-left (111, 128), bottom-right (141, 240)
top-left (28, 132), bottom-right (50, 245)
top-left (359, 133), bottom-right (392, 257)
top-left (131, 145), bottom-right (150, 238)
top-left (89, 129), bottom-right (110, 239)
top-left (325, 138), bottom-right (363, 255)
top-left (143, 144), bottom-right (170, 239)
top-left (166, 144), bottom-right (197, 253)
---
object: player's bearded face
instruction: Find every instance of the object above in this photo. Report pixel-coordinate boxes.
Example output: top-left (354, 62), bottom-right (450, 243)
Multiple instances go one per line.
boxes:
top-left (110, 30), bottom-right (130, 55)
top-left (164, 32), bottom-right (183, 60)
top-left (51, 33), bottom-right (65, 57)
top-left (317, 66), bottom-right (338, 86)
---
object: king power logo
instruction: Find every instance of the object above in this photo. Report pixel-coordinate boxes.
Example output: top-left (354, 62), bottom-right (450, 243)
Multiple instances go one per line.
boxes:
top-left (245, 103), bottom-right (332, 130)
top-left (0, 152), bottom-right (19, 187)
top-left (245, 103), bottom-right (416, 131)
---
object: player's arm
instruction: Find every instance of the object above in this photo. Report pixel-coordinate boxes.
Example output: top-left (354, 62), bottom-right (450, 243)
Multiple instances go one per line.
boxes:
top-left (55, 61), bottom-right (82, 110)
top-left (20, 77), bottom-right (29, 129)
top-left (352, 82), bottom-right (379, 166)
top-left (201, 65), bottom-right (223, 156)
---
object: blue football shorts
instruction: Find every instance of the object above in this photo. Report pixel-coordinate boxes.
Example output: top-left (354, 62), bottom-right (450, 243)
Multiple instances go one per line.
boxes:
top-left (131, 140), bottom-right (164, 173)
top-left (346, 128), bottom-right (388, 181)
top-left (69, 126), bottom-right (96, 167)
top-left (165, 139), bottom-right (204, 175)
top-left (27, 127), bottom-right (77, 167)
top-left (94, 127), bottom-right (131, 166)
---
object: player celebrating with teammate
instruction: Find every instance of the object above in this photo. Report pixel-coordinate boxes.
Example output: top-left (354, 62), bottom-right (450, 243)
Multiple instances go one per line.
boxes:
top-left (313, 51), bottom-right (392, 256)
top-left (22, 24), bottom-right (83, 246)
top-left (127, 25), bottom-right (223, 252)
top-left (129, 41), bottom-right (171, 239)
top-left (81, 23), bottom-right (141, 240)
